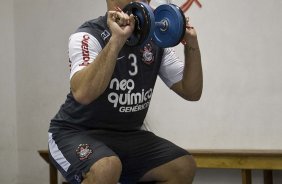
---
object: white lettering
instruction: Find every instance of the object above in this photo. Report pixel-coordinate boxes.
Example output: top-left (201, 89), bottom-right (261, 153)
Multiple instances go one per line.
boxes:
top-left (119, 79), bottom-right (127, 91)
top-left (127, 79), bottom-right (134, 93)
top-left (108, 78), bottom-right (153, 112)
top-left (119, 102), bottom-right (151, 113)
top-left (108, 93), bottom-right (119, 108)
top-left (109, 78), bottom-right (119, 91)
top-left (109, 78), bottom-right (135, 93)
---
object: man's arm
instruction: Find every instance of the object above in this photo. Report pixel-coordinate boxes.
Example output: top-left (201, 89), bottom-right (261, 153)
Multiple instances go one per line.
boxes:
top-left (71, 11), bottom-right (135, 105)
top-left (71, 38), bottom-right (121, 105)
top-left (171, 27), bottom-right (203, 101)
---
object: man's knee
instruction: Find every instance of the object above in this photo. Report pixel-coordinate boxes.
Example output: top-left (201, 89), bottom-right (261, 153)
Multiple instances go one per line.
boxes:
top-left (83, 156), bottom-right (122, 184)
top-left (175, 155), bottom-right (197, 183)
top-left (141, 155), bottom-right (196, 183)
top-left (91, 156), bottom-right (122, 174)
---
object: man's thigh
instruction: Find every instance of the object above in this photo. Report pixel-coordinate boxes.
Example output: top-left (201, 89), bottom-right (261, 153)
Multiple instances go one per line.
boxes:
top-left (48, 131), bottom-right (117, 184)
top-left (139, 155), bottom-right (196, 183)
top-left (117, 130), bottom-right (190, 183)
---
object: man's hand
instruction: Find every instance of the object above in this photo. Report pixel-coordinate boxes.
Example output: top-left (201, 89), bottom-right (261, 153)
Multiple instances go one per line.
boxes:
top-left (183, 17), bottom-right (199, 49)
top-left (107, 10), bottom-right (135, 47)
top-left (171, 17), bottom-right (202, 101)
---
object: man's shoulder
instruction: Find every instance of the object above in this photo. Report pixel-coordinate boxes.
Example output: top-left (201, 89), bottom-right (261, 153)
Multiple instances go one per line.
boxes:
top-left (76, 14), bottom-right (107, 33)
top-left (72, 14), bottom-right (109, 47)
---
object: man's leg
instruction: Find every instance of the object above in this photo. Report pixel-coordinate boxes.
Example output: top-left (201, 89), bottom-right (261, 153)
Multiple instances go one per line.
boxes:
top-left (139, 155), bottom-right (196, 184)
top-left (82, 156), bottom-right (122, 184)
top-left (48, 130), bottom-right (122, 184)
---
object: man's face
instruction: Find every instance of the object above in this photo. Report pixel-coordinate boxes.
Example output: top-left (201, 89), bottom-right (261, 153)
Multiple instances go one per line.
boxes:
top-left (118, 0), bottom-right (150, 9)
top-left (137, 0), bottom-right (151, 3)
top-left (130, 0), bottom-right (150, 3)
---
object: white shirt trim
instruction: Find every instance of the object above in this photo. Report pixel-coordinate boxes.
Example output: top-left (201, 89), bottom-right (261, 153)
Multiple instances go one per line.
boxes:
top-left (159, 48), bottom-right (184, 87)
top-left (68, 32), bottom-right (102, 79)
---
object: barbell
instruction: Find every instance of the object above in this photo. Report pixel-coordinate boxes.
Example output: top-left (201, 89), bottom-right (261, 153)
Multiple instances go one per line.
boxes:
top-left (123, 2), bottom-right (186, 48)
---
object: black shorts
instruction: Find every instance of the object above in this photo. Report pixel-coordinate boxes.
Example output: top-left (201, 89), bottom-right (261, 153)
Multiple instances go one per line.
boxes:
top-left (48, 128), bottom-right (189, 184)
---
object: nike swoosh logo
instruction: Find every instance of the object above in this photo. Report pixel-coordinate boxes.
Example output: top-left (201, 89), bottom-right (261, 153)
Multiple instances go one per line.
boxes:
top-left (117, 56), bottom-right (125, 61)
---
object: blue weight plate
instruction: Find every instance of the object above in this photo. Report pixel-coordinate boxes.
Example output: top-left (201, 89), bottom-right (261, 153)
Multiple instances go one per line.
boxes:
top-left (123, 2), bottom-right (155, 47)
top-left (153, 4), bottom-right (186, 48)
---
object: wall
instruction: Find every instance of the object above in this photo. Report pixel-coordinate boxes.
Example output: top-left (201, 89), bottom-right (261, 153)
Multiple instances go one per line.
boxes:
top-left (0, 0), bottom-right (18, 184)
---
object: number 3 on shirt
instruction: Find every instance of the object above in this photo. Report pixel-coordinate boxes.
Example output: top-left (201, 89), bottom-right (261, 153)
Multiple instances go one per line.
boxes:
top-left (128, 54), bottom-right (138, 76)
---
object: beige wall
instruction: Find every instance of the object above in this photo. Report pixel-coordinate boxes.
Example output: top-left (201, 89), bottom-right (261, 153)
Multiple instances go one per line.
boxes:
top-left (0, 0), bottom-right (18, 184)
top-left (1, 0), bottom-right (281, 183)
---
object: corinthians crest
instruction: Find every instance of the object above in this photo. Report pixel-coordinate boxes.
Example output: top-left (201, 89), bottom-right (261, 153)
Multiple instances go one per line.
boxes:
top-left (76, 144), bottom-right (93, 160)
top-left (141, 43), bottom-right (154, 65)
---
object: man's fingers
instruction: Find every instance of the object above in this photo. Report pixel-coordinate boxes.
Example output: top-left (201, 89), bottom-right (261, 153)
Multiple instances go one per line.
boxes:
top-left (129, 14), bottom-right (135, 26)
top-left (112, 11), bottom-right (132, 27)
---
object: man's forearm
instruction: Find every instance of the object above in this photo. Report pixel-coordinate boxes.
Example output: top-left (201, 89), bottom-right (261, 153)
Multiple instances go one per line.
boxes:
top-left (181, 45), bottom-right (203, 101)
top-left (71, 37), bottom-right (123, 105)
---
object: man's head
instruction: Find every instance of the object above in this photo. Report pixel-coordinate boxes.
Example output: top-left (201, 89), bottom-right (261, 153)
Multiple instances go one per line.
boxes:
top-left (106, 0), bottom-right (151, 10)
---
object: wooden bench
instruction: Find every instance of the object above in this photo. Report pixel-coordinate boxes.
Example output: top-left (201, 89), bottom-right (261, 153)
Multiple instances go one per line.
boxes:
top-left (191, 149), bottom-right (282, 184)
top-left (38, 149), bottom-right (282, 184)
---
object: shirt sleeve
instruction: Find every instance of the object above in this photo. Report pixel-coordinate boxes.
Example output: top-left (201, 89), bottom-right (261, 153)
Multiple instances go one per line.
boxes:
top-left (68, 32), bottom-right (102, 80)
top-left (159, 48), bottom-right (184, 88)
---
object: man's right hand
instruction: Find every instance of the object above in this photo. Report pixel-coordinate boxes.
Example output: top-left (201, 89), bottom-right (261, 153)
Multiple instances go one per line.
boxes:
top-left (107, 10), bottom-right (135, 47)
